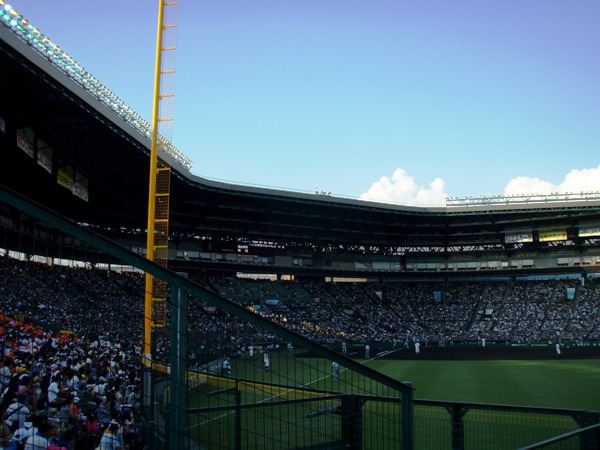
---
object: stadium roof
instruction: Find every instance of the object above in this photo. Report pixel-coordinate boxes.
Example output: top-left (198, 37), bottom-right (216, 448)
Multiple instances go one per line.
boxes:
top-left (2, 20), bottom-right (600, 255)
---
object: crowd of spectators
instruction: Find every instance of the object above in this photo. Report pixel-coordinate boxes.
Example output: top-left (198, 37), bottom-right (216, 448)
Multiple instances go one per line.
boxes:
top-left (1, 259), bottom-right (143, 449)
top-left (202, 276), bottom-right (600, 352)
top-left (2, 258), bottom-right (599, 354)
top-left (1, 256), bottom-right (599, 448)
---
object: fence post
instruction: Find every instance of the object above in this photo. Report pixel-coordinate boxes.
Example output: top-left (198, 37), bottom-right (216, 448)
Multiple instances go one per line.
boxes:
top-left (141, 365), bottom-right (159, 449)
top-left (341, 395), bottom-right (364, 450)
top-left (401, 382), bottom-right (414, 450)
top-left (169, 276), bottom-right (188, 449)
top-left (446, 403), bottom-right (467, 450)
top-left (235, 380), bottom-right (242, 450)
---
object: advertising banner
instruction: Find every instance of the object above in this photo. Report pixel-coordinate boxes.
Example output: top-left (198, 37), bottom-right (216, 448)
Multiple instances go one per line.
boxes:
top-left (539, 229), bottom-right (567, 242)
top-left (37, 140), bottom-right (53, 174)
top-left (579, 227), bottom-right (600, 238)
top-left (73, 175), bottom-right (89, 202)
top-left (16, 128), bottom-right (34, 158)
top-left (505, 233), bottom-right (533, 244)
top-left (57, 165), bottom-right (74, 192)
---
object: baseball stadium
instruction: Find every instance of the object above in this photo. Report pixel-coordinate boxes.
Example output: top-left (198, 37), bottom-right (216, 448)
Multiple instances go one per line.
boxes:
top-left (1, 2), bottom-right (599, 449)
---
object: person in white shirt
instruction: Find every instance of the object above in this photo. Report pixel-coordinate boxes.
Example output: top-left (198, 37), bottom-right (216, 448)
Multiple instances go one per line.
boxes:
top-left (4, 394), bottom-right (30, 431)
top-left (24, 420), bottom-right (57, 450)
top-left (98, 421), bottom-right (124, 450)
top-left (332, 361), bottom-right (340, 382)
top-left (0, 360), bottom-right (12, 393)
top-left (46, 375), bottom-right (61, 407)
top-left (10, 420), bottom-right (37, 450)
top-left (222, 358), bottom-right (231, 374)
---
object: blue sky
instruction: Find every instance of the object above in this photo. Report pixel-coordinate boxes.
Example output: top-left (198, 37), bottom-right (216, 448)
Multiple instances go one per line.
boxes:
top-left (6, 0), bottom-right (600, 205)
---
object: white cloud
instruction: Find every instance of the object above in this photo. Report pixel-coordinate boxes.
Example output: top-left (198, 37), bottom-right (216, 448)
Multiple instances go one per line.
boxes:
top-left (359, 165), bottom-right (600, 207)
top-left (504, 165), bottom-right (600, 195)
top-left (359, 168), bottom-right (447, 206)
top-left (503, 177), bottom-right (557, 195)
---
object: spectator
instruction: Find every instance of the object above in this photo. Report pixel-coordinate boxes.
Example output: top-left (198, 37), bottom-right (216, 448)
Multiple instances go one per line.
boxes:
top-left (0, 360), bottom-right (11, 395)
top-left (23, 419), bottom-right (58, 450)
top-left (98, 421), bottom-right (124, 450)
top-left (10, 415), bottom-right (37, 450)
top-left (4, 394), bottom-right (30, 432)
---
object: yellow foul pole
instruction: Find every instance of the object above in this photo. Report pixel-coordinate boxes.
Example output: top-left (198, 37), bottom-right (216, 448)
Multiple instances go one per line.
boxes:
top-left (144, 0), bottom-right (167, 361)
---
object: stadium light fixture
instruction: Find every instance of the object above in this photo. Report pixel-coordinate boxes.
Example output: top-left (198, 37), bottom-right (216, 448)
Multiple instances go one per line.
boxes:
top-left (0, 1), bottom-right (193, 172)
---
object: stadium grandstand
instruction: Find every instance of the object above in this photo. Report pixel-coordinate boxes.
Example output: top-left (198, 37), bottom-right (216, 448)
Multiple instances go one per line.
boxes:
top-left (1, 3), bottom-right (600, 449)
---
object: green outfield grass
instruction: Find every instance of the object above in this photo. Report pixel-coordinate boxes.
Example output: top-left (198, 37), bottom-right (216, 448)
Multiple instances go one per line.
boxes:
top-left (193, 351), bottom-right (600, 411)
top-left (365, 358), bottom-right (600, 411)
top-left (185, 351), bottom-right (600, 449)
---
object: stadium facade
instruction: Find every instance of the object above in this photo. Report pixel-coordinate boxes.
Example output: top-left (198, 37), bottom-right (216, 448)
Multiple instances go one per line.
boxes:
top-left (2, 9), bottom-right (600, 281)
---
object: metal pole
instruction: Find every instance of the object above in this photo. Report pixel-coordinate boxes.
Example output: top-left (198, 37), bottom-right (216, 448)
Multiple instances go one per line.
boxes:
top-left (169, 273), bottom-right (187, 449)
top-left (401, 382), bottom-right (414, 450)
top-left (447, 403), bottom-right (467, 450)
top-left (235, 380), bottom-right (242, 450)
top-left (144, 0), bottom-right (166, 359)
